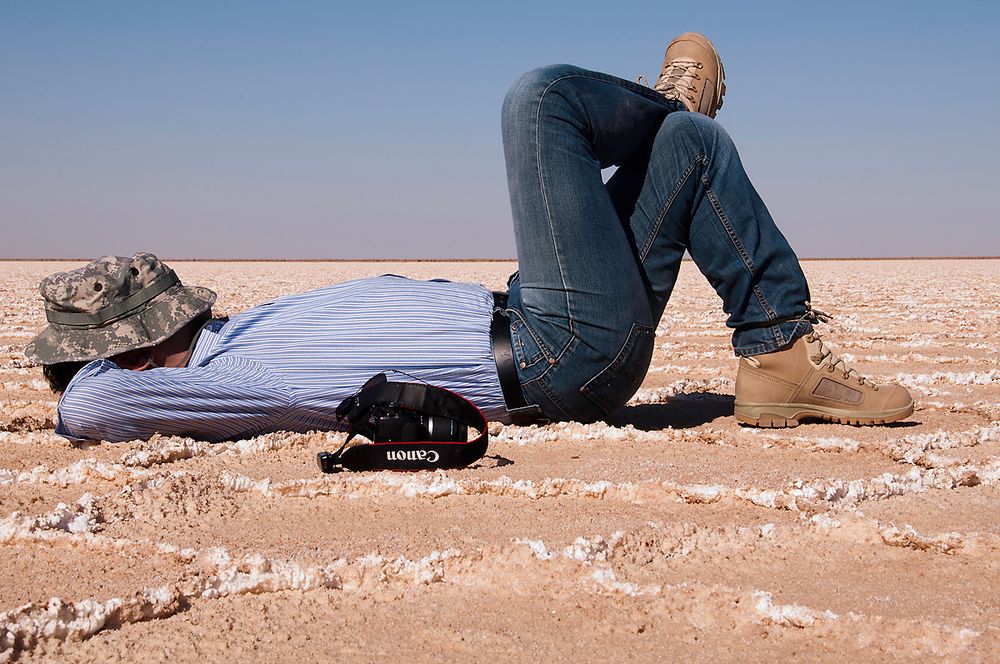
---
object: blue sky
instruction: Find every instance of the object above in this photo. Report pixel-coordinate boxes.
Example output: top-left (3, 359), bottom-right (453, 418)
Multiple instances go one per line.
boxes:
top-left (2, 1), bottom-right (998, 258)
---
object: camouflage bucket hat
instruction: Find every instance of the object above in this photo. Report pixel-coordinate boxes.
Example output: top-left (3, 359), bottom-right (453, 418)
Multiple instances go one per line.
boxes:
top-left (24, 253), bottom-right (217, 365)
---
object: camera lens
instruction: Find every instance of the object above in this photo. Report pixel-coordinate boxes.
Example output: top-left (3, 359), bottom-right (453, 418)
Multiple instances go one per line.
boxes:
top-left (372, 412), bottom-right (467, 443)
top-left (421, 414), bottom-right (467, 442)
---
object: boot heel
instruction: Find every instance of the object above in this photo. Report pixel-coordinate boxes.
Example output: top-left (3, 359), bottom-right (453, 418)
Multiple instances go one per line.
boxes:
top-left (734, 404), bottom-right (802, 428)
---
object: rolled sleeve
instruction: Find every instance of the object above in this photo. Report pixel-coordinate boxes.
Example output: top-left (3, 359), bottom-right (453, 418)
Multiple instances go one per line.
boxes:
top-left (56, 358), bottom-right (291, 443)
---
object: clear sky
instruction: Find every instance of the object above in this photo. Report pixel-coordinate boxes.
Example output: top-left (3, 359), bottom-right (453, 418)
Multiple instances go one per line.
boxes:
top-left (2, 0), bottom-right (998, 259)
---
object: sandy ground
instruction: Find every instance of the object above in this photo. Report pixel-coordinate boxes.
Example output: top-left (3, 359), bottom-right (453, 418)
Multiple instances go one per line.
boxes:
top-left (1, 259), bottom-right (998, 662)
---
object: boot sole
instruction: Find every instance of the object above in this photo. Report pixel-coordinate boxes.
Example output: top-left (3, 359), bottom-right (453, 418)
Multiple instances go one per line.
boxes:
top-left (733, 401), bottom-right (914, 428)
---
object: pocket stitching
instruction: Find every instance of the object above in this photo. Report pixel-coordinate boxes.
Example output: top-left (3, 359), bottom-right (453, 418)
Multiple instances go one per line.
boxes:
top-left (580, 323), bottom-right (655, 415)
top-left (508, 308), bottom-right (555, 367)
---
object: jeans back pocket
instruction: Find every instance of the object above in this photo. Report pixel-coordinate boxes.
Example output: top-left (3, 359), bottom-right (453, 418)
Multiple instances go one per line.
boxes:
top-left (579, 323), bottom-right (655, 417)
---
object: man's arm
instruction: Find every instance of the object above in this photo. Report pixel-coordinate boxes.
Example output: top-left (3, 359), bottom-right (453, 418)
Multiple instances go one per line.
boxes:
top-left (56, 358), bottom-right (291, 442)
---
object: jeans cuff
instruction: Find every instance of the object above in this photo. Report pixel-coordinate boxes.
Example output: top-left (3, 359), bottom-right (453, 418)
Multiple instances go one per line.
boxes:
top-left (732, 321), bottom-right (813, 357)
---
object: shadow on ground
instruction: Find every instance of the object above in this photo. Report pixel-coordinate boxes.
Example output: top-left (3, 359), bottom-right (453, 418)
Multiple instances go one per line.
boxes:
top-left (614, 392), bottom-right (922, 431)
top-left (613, 392), bottom-right (735, 430)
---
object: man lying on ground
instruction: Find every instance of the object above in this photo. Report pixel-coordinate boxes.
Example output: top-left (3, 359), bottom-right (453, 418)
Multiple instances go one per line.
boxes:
top-left (26, 32), bottom-right (914, 443)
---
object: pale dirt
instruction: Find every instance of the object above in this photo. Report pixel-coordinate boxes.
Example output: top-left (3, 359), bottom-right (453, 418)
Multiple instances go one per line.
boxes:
top-left (1, 260), bottom-right (998, 663)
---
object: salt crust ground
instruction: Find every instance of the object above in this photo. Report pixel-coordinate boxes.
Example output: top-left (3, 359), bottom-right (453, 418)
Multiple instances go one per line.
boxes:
top-left (1, 260), bottom-right (998, 662)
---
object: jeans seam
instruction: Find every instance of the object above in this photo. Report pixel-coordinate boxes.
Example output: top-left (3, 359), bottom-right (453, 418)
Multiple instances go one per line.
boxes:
top-left (525, 373), bottom-right (573, 420)
top-left (533, 77), bottom-right (575, 337)
top-left (532, 333), bottom-right (576, 383)
top-left (531, 70), bottom-right (677, 338)
top-left (705, 186), bottom-right (755, 276)
top-left (690, 112), bottom-right (786, 344)
top-left (751, 286), bottom-right (783, 346)
top-left (579, 322), bottom-right (655, 415)
top-left (534, 69), bottom-right (682, 107)
top-left (533, 75), bottom-right (618, 339)
top-left (511, 320), bottom-right (544, 367)
top-left (706, 183), bottom-right (786, 344)
top-left (507, 307), bottom-right (555, 367)
top-left (639, 154), bottom-right (703, 262)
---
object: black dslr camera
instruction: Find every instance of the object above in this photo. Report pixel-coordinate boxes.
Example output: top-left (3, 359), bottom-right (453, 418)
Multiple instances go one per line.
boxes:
top-left (317, 373), bottom-right (489, 473)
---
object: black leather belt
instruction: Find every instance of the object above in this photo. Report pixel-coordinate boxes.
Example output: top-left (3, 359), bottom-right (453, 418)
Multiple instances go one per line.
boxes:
top-left (491, 292), bottom-right (545, 425)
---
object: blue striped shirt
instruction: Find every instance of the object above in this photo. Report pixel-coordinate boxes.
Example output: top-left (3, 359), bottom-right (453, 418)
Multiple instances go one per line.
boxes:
top-left (55, 275), bottom-right (508, 442)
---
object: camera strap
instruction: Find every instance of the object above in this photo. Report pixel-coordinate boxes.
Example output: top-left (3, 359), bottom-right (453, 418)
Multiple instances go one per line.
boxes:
top-left (317, 373), bottom-right (489, 473)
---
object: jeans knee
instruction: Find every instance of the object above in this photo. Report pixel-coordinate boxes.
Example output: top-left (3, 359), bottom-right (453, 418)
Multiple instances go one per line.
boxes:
top-left (502, 64), bottom-right (585, 127)
top-left (657, 111), bottom-right (733, 161)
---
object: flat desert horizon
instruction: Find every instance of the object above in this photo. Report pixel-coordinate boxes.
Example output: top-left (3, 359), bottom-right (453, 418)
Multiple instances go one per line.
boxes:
top-left (2, 259), bottom-right (998, 662)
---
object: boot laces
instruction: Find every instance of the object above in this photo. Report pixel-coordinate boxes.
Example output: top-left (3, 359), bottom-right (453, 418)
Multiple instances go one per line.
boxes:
top-left (800, 303), bottom-right (872, 388)
top-left (653, 57), bottom-right (701, 103)
top-left (743, 304), bottom-right (876, 390)
top-left (796, 303), bottom-right (832, 326)
top-left (806, 331), bottom-right (876, 389)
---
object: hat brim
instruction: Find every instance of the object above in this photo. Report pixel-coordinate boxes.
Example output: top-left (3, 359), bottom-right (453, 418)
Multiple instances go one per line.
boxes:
top-left (24, 285), bottom-right (217, 365)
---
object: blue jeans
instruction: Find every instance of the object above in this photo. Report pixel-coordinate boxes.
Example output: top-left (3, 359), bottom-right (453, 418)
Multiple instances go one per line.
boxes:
top-left (501, 65), bottom-right (812, 423)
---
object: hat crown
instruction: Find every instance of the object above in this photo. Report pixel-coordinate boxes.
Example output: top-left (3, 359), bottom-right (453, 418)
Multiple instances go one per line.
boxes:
top-left (39, 253), bottom-right (169, 316)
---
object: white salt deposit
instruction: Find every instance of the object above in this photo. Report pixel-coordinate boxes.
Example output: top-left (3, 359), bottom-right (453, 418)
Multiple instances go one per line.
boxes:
top-left (561, 532), bottom-right (622, 563)
top-left (218, 460), bottom-right (1000, 514)
top-left (753, 591), bottom-right (838, 627)
top-left (514, 538), bottom-right (555, 560)
top-left (0, 459), bottom-right (134, 487)
top-left (0, 587), bottom-right (180, 661)
top-left (1, 379), bottom-right (48, 391)
top-left (589, 566), bottom-right (659, 597)
top-left (894, 370), bottom-right (1000, 386)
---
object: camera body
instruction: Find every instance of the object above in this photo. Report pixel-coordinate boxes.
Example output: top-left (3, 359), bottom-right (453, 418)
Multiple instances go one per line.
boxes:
top-left (320, 373), bottom-right (487, 472)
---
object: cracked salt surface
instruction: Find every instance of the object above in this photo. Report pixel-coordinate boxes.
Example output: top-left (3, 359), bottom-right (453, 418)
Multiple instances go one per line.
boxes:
top-left (2, 260), bottom-right (997, 660)
top-left (3, 506), bottom-right (983, 660)
top-left (806, 513), bottom-right (1000, 556)
top-left (119, 429), bottom-right (346, 468)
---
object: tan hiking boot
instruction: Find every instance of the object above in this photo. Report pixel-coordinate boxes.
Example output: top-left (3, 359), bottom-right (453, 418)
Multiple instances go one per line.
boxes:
top-left (654, 32), bottom-right (726, 117)
top-left (734, 332), bottom-right (914, 427)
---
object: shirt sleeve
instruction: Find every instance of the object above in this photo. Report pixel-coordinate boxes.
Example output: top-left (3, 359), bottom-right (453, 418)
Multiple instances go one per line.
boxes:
top-left (56, 358), bottom-right (291, 443)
